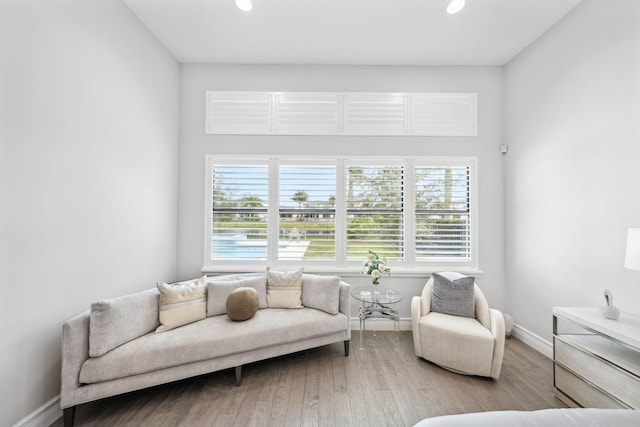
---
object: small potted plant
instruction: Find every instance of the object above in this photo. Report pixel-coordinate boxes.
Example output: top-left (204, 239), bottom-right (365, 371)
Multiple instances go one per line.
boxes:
top-left (362, 250), bottom-right (390, 285)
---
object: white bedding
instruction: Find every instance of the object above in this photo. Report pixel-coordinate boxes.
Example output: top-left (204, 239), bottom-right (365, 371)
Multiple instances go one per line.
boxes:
top-left (413, 408), bottom-right (640, 427)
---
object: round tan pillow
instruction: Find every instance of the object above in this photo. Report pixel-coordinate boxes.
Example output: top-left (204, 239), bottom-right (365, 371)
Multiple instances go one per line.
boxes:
top-left (226, 287), bottom-right (259, 321)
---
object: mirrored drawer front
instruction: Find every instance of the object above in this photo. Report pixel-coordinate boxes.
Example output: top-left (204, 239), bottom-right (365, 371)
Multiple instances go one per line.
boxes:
top-left (555, 338), bottom-right (640, 408)
top-left (555, 364), bottom-right (627, 409)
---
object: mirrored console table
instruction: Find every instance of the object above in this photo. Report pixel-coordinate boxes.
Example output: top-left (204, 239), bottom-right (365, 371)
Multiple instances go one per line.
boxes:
top-left (553, 307), bottom-right (640, 409)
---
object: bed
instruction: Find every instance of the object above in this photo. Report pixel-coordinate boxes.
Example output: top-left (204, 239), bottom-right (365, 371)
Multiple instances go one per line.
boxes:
top-left (412, 408), bottom-right (640, 426)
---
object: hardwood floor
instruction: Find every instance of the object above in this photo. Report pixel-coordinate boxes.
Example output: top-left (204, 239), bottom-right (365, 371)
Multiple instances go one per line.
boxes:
top-left (55, 332), bottom-right (566, 427)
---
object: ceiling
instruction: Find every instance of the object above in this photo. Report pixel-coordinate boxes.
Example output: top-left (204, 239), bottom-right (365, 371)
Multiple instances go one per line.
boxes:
top-left (122, 0), bottom-right (583, 66)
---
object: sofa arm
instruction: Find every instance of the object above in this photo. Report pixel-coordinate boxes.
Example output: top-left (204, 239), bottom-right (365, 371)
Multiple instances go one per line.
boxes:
top-left (60, 310), bottom-right (90, 409)
top-left (338, 281), bottom-right (351, 320)
top-left (489, 308), bottom-right (506, 379)
top-left (411, 296), bottom-right (423, 357)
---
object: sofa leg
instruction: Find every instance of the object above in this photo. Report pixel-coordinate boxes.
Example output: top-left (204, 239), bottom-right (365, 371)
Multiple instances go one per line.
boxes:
top-left (344, 340), bottom-right (350, 357)
top-left (63, 406), bottom-right (76, 427)
top-left (235, 366), bottom-right (242, 386)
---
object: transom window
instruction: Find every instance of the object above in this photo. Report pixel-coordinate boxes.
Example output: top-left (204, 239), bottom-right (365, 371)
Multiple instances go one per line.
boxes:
top-left (205, 156), bottom-right (476, 270)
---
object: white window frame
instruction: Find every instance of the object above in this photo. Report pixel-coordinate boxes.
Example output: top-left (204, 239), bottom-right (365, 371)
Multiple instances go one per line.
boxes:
top-left (204, 156), bottom-right (478, 273)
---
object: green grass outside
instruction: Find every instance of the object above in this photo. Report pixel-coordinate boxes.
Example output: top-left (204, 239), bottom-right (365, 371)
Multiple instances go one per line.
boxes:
top-left (214, 219), bottom-right (402, 259)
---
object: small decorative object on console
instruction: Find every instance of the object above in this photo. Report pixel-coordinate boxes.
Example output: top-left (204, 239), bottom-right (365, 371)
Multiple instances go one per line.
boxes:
top-left (599, 289), bottom-right (620, 320)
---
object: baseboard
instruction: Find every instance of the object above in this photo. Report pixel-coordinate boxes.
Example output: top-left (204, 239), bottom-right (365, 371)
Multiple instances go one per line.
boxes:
top-left (13, 395), bottom-right (61, 427)
top-left (511, 323), bottom-right (553, 359)
top-left (350, 317), bottom-right (412, 331)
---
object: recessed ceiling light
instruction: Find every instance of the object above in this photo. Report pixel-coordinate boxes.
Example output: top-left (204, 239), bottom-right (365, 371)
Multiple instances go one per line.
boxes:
top-left (235, 0), bottom-right (252, 12)
top-left (447, 0), bottom-right (466, 14)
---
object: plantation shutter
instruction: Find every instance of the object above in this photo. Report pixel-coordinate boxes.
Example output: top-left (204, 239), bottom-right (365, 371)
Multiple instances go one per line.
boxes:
top-left (346, 164), bottom-right (404, 261)
top-left (205, 92), bottom-right (271, 134)
top-left (414, 164), bottom-right (471, 261)
top-left (274, 94), bottom-right (340, 134)
top-left (278, 164), bottom-right (337, 261)
top-left (342, 94), bottom-right (406, 134)
top-left (205, 91), bottom-right (477, 136)
top-left (211, 163), bottom-right (269, 261)
top-left (411, 94), bottom-right (477, 136)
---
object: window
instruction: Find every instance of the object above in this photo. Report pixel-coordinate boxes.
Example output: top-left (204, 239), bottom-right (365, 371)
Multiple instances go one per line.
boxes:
top-left (205, 157), bottom-right (476, 270)
top-left (414, 163), bottom-right (471, 261)
top-left (279, 164), bottom-right (336, 260)
top-left (346, 163), bottom-right (404, 261)
top-left (210, 162), bottom-right (268, 261)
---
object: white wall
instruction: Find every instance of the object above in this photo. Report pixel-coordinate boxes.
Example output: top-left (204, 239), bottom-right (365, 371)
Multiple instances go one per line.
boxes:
top-left (177, 64), bottom-right (506, 318)
top-left (0, 1), bottom-right (179, 425)
top-left (504, 0), bottom-right (640, 343)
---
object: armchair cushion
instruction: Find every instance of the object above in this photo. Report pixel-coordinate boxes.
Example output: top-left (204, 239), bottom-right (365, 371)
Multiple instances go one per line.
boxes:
top-left (431, 273), bottom-right (475, 318)
top-left (419, 312), bottom-right (494, 376)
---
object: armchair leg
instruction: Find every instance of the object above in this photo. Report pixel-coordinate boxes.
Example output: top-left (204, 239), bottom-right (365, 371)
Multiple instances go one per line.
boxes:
top-left (344, 340), bottom-right (350, 357)
top-left (63, 406), bottom-right (76, 427)
top-left (235, 366), bottom-right (242, 386)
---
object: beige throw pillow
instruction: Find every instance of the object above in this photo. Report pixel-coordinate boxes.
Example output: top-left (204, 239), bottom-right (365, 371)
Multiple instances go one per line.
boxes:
top-left (156, 276), bottom-right (207, 333)
top-left (266, 267), bottom-right (303, 308)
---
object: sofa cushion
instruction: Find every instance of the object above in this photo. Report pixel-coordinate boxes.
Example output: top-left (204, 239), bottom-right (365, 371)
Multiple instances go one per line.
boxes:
top-left (89, 288), bottom-right (160, 358)
top-left (302, 274), bottom-right (340, 315)
top-left (207, 276), bottom-right (267, 316)
top-left (431, 272), bottom-right (475, 318)
top-left (79, 308), bottom-right (349, 384)
top-left (266, 267), bottom-right (303, 308)
top-left (226, 287), bottom-right (259, 321)
top-left (156, 276), bottom-right (207, 333)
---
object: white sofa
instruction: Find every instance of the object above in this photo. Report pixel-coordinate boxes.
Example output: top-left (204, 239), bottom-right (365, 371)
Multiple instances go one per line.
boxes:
top-left (60, 273), bottom-right (351, 427)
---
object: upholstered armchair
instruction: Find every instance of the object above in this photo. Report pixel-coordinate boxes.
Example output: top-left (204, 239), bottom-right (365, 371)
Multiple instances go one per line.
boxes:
top-left (411, 272), bottom-right (505, 379)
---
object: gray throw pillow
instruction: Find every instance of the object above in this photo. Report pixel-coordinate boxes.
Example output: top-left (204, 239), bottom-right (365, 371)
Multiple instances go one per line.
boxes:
top-left (431, 273), bottom-right (476, 318)
top-left (207, 276), bottom-right (267, 316)
top-left (301, 274), bottom-right (341, 315)
top-left (89, 288), bottom-right (160, 357)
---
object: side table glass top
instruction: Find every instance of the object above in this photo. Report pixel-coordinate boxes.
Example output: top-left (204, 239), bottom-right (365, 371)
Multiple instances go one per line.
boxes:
top-left (351, 285), bottom-right (402, 304)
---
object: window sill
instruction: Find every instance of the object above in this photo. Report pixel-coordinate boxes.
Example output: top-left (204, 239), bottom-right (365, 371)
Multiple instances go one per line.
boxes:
top-left (201, 266), bottom-right (483, 278)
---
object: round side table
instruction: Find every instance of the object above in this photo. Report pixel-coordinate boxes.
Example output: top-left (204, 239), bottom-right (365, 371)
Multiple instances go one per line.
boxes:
top-left (351, 285), bottom-right (403, 351)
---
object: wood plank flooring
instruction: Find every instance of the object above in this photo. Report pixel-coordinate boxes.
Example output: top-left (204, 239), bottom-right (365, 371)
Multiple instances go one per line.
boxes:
top-left (54, 332), bottom-right (566, 427)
